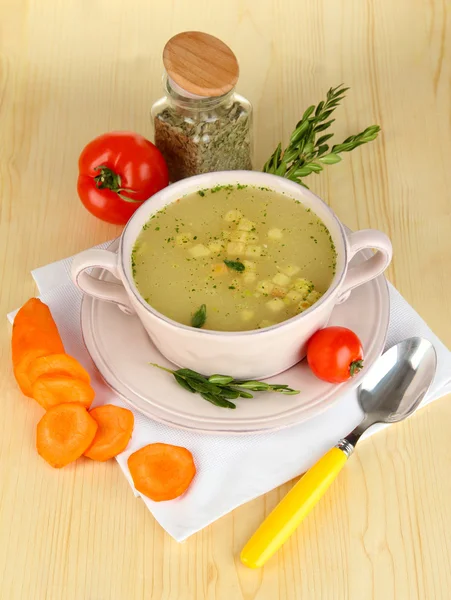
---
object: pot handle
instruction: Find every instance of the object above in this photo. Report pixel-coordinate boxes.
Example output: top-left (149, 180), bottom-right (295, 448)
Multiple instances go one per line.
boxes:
top-left (71, 248), bottom-right (135, 315)
top-left (337, 229), bottom-right (392, 303)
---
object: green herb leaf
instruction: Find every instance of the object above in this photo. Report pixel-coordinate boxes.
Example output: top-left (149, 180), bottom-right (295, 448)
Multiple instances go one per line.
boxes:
top-left (262, 84), bottom-right (380, 186)
top-left (280, 389), bottom-right (302, 395)
top-left (235, 381), bottom-right (271, 391)
top-left (293, 166), bottom-right (314, 177)
top-left (314, 119), bottom-right (335, 133)
top-left (301, 104), bottom-right (315, 120)
top-left (208, 374), bottom-right (235, 385)
top-left (316, 133), bottom-right (334, 145)
top-left (149, 364), bottom-right (300, 409)
top-left (218, 387), bottom-right (240, 400)
top-left (236, 389), bottom-right (254, 399)
top-left (224, 259), bottom-right (245, 272)
top-left (281, 146), bottom-right (300, 164)
top-left (191, 304), bottom-right (207, 328)
top-left (316, 144), bottom-right (329, 157)
top-left (188, 379), bottom-right (221, 395)
top-left (319, 153), bottom-right (342, 165)
top-left (290, 119), bottom-right (310, 144)
top-left (200, 392), bottom-right (237, 409)
top-left (176, 368), bottom-right (208, 382)
top-left (275, 162), bottom-right (288, 177)
top-left (314, 100), bottom-right (324, 116)
top-left (174, 374), bottom-right (196, 393)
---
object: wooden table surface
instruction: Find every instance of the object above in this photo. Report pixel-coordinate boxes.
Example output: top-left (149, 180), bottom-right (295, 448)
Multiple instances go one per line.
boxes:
top-left (1, 1), bottom-right (451, 598)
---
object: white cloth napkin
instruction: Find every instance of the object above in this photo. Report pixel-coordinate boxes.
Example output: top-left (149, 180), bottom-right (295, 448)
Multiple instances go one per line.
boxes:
top-left (8, 242), bottom-right (451, 542)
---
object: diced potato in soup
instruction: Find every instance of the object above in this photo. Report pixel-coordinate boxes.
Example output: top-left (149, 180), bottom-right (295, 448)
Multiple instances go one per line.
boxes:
top-left (272, 273), bottom-right (291, 287)
top-left (247, 232), bottom-right (259, 243)
top-left (238, 218), bottom-right (256, 232)
top-left (280, 264), bottom-right (300, 277)
top-left (224, 209), bottom-right (242, 223)
top-left (266, 298), bottom-right (285, 312)
top-left (230, 230), bottom-right (249, 243)
top-left (285, 290), bottom-right (303, 303)
top-left (256, 280), bottom-right (274, 294)
top-left (227, 242), bottom-right (246, 256)
top-left (132, 185), bottom-right (337, 331)
top-left (208, 239), bottom-right (224, 253)
top-left (188, 244), bottom-right (211, 258)
top-left (243, 272), bottom-right (257, 284)
top-left (243, 261), bottom-right (256, 271)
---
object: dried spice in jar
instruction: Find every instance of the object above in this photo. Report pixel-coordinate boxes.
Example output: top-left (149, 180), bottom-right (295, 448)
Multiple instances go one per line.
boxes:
top-left (151, 32), bottom-right (253, 182)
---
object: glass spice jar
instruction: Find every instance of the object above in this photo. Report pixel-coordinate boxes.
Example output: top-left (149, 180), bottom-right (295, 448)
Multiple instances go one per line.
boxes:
top-left (151, 32), bottom-right (253, 182)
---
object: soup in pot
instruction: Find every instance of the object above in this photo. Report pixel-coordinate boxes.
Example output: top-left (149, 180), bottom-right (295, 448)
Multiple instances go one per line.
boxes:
top-left (131, 185), bottom-right (337, 331)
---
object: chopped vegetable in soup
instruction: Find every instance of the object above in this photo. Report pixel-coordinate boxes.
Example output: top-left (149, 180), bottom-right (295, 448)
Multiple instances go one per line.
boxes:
top-left (132, 185), bottom-right (337, 331)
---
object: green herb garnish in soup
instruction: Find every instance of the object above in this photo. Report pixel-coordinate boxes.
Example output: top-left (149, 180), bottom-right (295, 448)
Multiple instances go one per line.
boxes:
top-left (191, 304), bottom-right (207, 328)
top-left (224, 259), bottom-right (245, 272)
top-left (132, 186), bottom-right (337, 331)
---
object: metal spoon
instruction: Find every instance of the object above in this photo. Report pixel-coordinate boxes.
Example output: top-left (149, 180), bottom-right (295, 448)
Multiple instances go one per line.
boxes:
top-left (241, 337), bottom-right (437, 569)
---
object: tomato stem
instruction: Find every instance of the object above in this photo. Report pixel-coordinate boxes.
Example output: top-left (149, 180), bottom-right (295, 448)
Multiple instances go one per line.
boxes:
top-left (349, 360), bottom-right (364, 377)
top-left (93, 165), bottom-right (141, 203)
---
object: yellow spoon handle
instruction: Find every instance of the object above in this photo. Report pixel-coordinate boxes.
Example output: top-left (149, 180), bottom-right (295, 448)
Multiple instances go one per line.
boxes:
top-left (240, 445), bottom-right (349, 569)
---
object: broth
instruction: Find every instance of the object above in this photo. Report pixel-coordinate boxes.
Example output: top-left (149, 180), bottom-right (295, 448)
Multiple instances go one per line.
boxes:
top-left (132, 185), bottom-right (337, 331)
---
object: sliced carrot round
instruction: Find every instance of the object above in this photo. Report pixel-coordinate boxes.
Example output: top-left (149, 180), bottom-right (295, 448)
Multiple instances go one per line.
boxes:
top-left (14, 348), bottom-right (61, 397)
top-left (12, 299), bottom-right (65, 396)
top-left (84, 405), bottom-right (134, 461)
top-left (36, 403), bottom-right (98, 468)
top-left (32, 375), bottom-right (95, 411)
top-left (128, 443), bottom-right (196, 502)
top-left (28, 353), bottom-right (90, 388)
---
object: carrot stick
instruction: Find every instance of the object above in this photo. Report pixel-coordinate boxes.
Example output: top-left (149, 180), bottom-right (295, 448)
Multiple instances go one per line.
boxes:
top-left (84, 405), bottom-right (134, 461)
top-left (127, 443), bottom-right (196, 502)
top-left (32, 375), bottom-right (95, 411)
top-left (28, 353), bottom-right (90, 388)
top-left (36, 403), bottom-right (98, 468)
top-left (12, 299), bottom-right (65, 396)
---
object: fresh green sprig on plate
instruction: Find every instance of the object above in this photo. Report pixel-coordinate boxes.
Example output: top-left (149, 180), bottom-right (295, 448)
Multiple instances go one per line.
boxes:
top-left (150, 364), bottom-right (300, 409)
top-left (263, 84), bottom-right (380, 187)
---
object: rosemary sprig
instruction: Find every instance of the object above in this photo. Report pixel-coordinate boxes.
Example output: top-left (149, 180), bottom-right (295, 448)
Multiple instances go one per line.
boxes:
top-left (263, 84), bottom-right (380, 187)
top-left (150, 363), bottom-right (300, 409)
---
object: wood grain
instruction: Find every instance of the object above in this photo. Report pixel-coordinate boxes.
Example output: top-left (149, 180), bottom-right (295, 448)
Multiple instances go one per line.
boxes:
top-left (163, 31), bottom-right (239, 97)
top-left (1, 0), bottom-right (451, 598)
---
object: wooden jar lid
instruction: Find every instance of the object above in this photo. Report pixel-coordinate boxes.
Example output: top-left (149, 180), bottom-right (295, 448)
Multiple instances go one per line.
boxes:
top-left (163, 31), bottom-right (239, 98)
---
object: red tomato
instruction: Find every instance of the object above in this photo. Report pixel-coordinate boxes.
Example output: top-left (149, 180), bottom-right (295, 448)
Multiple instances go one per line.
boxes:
top-left (307, 326), bottom-right (363, 383)
top-left (77, 132), bottom-right (169, 225)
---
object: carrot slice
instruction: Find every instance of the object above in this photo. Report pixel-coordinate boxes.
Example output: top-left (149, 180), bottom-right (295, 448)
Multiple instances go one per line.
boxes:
top-left (32, 375), bottom-right (95, 411)
top-left (12, 299), bottom-right (65, 396)
top-left (12, 298), bottom-right (61, 338)
top-left (128, 443), bottom-right (196, 502)
top-left (28, 353), bottom-right (90, 388)
top-left (84, 405), bottom-right (134, 461)
top-left (36, 403), bottom-right (98, 468)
